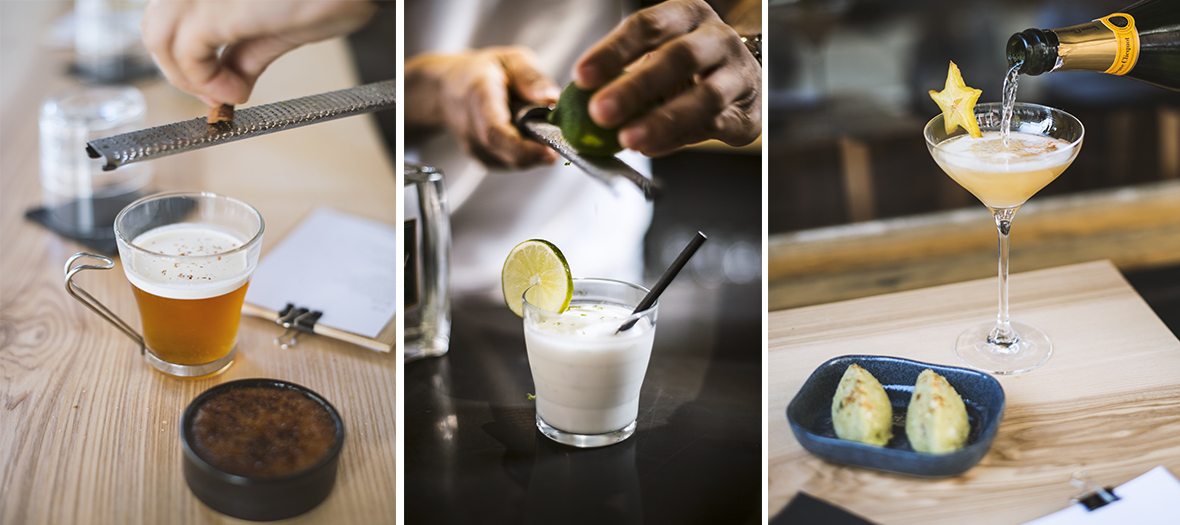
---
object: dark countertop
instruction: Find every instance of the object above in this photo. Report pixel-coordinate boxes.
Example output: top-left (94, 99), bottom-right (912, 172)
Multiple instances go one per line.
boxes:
top-left (405, 273), bottom-right (762, 525)
top-left (356, 25), bottom-right (763, 521)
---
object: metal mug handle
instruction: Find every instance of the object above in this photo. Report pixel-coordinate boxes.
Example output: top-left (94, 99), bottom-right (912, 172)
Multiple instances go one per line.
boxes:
top-left (64, 252), bottom-right (145, 355)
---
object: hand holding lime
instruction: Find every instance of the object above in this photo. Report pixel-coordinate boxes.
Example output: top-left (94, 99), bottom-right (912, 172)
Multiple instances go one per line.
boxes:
top-left (549, 82), bottom-right (623, 157)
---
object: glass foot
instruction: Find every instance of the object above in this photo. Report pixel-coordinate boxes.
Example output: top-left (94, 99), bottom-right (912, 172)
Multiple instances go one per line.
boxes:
top-left (955, 321), bottom-right (1051, 375)
top-left (146, 346), bottom-right (236, 378)
top-left (536, 414), bottom-right (636, 448)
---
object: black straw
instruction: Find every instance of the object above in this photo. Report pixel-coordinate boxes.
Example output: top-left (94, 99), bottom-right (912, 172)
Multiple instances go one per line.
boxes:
top-left (617, 231), bottom-right (707, 333)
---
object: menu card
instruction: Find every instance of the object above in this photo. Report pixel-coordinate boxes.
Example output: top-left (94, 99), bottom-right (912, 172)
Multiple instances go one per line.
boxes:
top-left (1023, 466), bottom-right (1180, 524)
top-left (244, 207), bottom-right (396, 347)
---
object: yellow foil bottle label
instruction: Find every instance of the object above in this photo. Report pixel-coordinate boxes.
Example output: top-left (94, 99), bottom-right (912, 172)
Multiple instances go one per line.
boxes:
top-left (1098, 13), bottom-right (1140, 76)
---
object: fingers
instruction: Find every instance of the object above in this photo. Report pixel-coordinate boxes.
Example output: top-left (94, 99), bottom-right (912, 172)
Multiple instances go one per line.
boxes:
top-left (497, 48), bottom-right (560, 104)
top-left (144, 0), bottom-right (247, 105)
top-left (620, 64), bottom-right (760, 157)
top-left (466, 70), bottom-right (557, 168)
top-left (572, 0), bottom-right (716, 90)
top-left (588, 22), bottom-right (733, 128)
top-left (172, 20), bottom-right (252, 104)
top-left (569, 0), bottom-right (761, 156)
top-left (444, 50), bottom-right (557, 169)
top-left (142, 0), bottom-right (208, 103)
top-left (142, 0), bottom-right (378, 106)
top-left (217, 36), bottom-right (304, 103)
top-left (479, 121), bottom-right (558, 169)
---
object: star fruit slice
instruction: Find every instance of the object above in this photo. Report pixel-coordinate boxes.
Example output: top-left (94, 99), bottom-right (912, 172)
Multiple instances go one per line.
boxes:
top-left (929, 61), bottom-right (983, 139)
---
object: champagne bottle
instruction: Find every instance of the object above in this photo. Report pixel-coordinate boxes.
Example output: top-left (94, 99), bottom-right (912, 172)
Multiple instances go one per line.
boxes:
top-left (1006, 0), bottom-right (1180, 91)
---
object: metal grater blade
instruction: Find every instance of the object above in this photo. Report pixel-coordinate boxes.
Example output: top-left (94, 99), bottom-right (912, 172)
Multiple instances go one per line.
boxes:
top-left (514, 105), bottom-right (659, 201)
top-left (86, 79), bottom-right (396, 171)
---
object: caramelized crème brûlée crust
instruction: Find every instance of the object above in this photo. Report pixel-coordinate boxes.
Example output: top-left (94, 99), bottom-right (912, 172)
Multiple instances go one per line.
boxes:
top-left (190, 386), bottom-right (338, 478)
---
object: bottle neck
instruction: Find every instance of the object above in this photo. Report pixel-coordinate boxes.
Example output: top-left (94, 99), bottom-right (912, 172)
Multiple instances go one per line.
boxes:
top-left (1007, 28), bottom-right (1059, 76)
top-left (1008, 14), bottom-right (1139, 77)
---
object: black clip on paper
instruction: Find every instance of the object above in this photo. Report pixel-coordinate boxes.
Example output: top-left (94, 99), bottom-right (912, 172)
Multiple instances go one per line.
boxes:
top-left (1069, 471), bottom-right (1120, 511)
top-left (274, 303), bottom-right (324, 349)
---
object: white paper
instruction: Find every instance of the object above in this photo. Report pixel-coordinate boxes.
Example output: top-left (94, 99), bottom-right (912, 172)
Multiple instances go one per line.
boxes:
top-left (245, 207), bottom-right (396, 339)
top-left (1023, 466), bottom-right (1180, 525)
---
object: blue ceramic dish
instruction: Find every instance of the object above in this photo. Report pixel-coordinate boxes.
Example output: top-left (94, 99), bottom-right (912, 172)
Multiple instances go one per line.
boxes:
top-left (786, 355), bottom-right (1005, 477)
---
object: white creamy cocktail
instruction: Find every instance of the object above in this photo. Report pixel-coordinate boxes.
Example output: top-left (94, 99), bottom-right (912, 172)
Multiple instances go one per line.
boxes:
top-left (523, 278), bottom-right (658, 448)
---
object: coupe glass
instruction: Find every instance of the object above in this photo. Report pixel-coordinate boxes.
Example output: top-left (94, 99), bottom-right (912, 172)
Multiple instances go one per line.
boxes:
top-left (924, 102), bottom-right (1084, 375)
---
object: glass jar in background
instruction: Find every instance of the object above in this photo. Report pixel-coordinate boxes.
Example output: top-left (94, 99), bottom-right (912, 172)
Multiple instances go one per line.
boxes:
top-left (38, 85), bottom-right (152, 239)
top-left (74, 0), bottom-right (155, 83)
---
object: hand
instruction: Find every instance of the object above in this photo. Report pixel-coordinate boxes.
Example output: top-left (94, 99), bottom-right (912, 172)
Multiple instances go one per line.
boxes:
top-left (404, 47), bottom-right (559, 169)
top-left (572, 0), bottom-right (761, 157)
top-left (141, 0), bottom-right (377, 106)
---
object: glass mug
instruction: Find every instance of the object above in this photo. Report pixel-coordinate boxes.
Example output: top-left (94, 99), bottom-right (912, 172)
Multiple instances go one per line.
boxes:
top-left (65, 192), bottom-right (264, 377)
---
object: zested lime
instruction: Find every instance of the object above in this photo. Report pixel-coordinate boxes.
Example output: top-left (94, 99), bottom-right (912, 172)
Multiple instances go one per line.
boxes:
top-left (501, 239), bottom-right (573, 317)
top-left (549, 81), bottom-right (623, 157)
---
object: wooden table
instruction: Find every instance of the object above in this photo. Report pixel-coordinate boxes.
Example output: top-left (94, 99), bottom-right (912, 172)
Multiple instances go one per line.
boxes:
top-left (768, 260), bottom-right (1180, 524)
top-left (0, 3), bottom-right (396, 524)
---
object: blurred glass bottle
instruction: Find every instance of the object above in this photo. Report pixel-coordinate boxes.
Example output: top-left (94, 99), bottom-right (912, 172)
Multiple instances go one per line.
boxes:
top-left (404, 164), bottom-right (452, 361)
top-left (1007, 0), bottom-right (1180, 91)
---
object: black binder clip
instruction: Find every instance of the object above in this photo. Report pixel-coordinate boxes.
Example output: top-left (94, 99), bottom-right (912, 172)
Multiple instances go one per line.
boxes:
top-left (1070, 471), bottom-right (1120, 511)
top-left (274, 303), bottom-right (324, 349)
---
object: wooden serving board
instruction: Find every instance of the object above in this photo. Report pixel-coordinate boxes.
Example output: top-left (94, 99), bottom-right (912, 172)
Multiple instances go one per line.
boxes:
top-left (768, 260), bottom-right (1180, 524)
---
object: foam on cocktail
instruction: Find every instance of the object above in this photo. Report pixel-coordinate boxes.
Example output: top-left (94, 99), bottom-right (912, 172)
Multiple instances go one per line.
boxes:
top-left (125, 224), bottom-right (252, 300)
top-left (936, 132), bottom-right (1074, 171)
top-left (530, 304), bottom-right (653, 337)
top-left (933, 131), bottom-right (1075, 208)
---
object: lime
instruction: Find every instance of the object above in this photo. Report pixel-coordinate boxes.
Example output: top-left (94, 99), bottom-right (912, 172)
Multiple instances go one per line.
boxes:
top-left (549, 81), bottom-right (623, 157)
top-left (501, 239), bottom-right (573, 317)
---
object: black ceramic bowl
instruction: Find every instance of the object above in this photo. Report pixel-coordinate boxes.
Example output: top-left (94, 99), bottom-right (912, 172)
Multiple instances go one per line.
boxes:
top-left (786, 355), bottom-right (1005, 477)
top-left (180, 379), bottom-right (345, 521)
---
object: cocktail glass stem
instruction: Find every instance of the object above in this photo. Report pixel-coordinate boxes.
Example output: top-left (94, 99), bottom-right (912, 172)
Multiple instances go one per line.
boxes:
top-left (990, 207), bottom-right (1019, 349)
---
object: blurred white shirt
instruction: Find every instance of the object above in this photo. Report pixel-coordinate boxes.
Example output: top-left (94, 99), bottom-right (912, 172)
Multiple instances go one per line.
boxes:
top-left (405, 0), bottom-right (653, 301)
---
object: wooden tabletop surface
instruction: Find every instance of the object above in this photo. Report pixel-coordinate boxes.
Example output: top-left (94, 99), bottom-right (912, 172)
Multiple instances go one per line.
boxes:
top-left (768, 260), bottom-right (1180, 524)
top-left (0, 3), bottom-right (396, 524)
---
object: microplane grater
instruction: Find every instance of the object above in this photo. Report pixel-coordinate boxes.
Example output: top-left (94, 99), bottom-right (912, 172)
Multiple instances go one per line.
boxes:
top-left (513, 104), bottom-right (659, 200)
top-left (86, 79), bottom-right (396, 171)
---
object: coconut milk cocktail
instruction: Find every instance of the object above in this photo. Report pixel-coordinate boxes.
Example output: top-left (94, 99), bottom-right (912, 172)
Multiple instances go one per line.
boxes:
top-left (524, 281), bottom-right (657, 447)
top-left (502, 240), bottom-right (660, 448)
